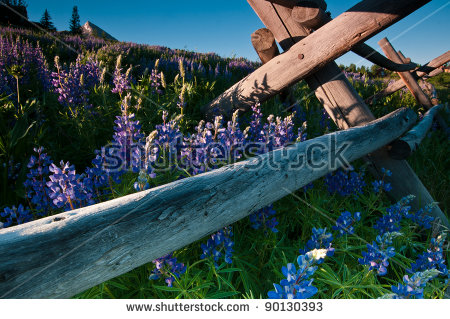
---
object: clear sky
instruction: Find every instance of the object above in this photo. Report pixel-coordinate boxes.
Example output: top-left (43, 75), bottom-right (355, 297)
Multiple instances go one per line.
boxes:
top-left (25, 0), bottom-right (450, 67)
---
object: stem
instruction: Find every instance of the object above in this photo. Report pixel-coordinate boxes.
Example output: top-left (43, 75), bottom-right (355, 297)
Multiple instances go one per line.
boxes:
top-left (15, 76), bottom-right (21, 113)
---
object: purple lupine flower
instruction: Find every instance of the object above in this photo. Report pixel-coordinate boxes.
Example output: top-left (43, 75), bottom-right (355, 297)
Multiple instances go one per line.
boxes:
top-left (388, 269), bottom-right (440, 299)
top-left (146, 111), bottom-right (184, 176)
top-left (407, 235), bottom-right (448, 277)
top-left (200, 227), bottom-right (234, 268)
top-left (319, 108), bottom-right (332, 132)
top-left (23, 147), bottom-right (53, 216)
top-left (333, 211), bottom-right (361, 236)
top-left (149, 68), bottom-right (163, 95)
top-left (109, 96), bottom-right (145, 174)
top-left (149, 253), bottom-right (186, 287)
top-left (358, 232), bottom-right (399, 276)
top-left (324, 166), bottom-right (366, 197)
top-left (111, 55), bottom-right (132, 96)
top-left (249, 205), bottom-right (279, 233)
top-left (299, 228), bottom-right (335, 263)
top-left (372, 168), bottom-right (392, 193)
top-left (0, 204), bottom-right (33, 228)
top-left (373, 195), bottom-right (414, 235)
top-left (46, 160), bottom-right (93, 211)
top-left (0, 35), bottom-right (51, 98)
top-left (51, 55), bottom-right (100, 115)
top-left (404, 204), bottom-right (435, 229)
top-left (268, 249), bottom-right (328, 299)
top-left (134, 170), bottom-right (150, 192)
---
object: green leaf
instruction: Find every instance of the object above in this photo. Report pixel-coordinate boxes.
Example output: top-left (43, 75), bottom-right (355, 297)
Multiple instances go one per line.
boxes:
top-left (218, 267), bottom-right (242, 274)
top-left (10, 118), bottom-right (35, 148)
top-left (153, 285), bottom-right (183, 293)
top-left (206, 291), bottom-right (240, 299)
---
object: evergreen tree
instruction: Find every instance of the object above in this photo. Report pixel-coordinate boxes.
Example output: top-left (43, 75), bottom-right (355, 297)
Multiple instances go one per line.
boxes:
top-left (40, 9), bottom-right (56, 31)
top-left (69, 6), bottom-right (81, 34)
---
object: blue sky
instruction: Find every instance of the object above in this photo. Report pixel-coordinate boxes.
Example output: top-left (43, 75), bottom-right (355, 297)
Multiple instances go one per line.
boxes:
top-left (26, 0), bottom-right (450, 67)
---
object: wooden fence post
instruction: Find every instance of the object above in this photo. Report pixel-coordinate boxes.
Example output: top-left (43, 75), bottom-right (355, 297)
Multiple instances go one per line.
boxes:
top-left (366, 51), bottom-right (450, 103)
top-left (251, 28), bottom-right (294, 105)
top-left (378, 38), bottom-right (448, 132)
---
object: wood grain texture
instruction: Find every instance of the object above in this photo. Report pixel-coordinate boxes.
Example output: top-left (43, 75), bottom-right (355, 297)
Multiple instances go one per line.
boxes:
top-left (265, 0), bottom-right (327, 11)
top-left (0, 108), bottom-right (417, 298)
top-left (366, 51), bottom-right (450, 103)
top-left (291, 2), bottom-right (329, 29)
top-left (205, 0), bottom-right (430, 118)
top-left (251, 28), bottom-right (294, 106)
top-left (379, 37), bottom-right (433, 108)
top-left (251, 28), bottom-right (280, 64)
top-left (245, 0), bottom-right (448, 227)
top-left (389, 104), bottom-right (445, 160)
top-left (288, 5), bottom-right (417, 72)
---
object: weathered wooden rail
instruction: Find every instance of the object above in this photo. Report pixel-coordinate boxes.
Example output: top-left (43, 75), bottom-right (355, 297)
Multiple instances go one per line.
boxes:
top-left (0, 108), bottom-right (417, 298)
top-left (389, 104), bottom-right (447, 160)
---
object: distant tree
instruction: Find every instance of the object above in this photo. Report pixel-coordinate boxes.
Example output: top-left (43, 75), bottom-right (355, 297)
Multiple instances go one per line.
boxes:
top-left (347, 63), bottom-right (357, 73)
top-left (359, 65), bottom-right (367, 74)
top-left (40, 9), bottom-right (56, 31)
top-left (69, 6), bottom-right (81, 34)
top-left (370, 64), bottom-right (382, 77)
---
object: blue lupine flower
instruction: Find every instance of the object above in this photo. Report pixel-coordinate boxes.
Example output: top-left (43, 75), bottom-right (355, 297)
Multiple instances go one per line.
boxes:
top-left (268, 249), bottom-right (328, 299)
top-left (404, 204), bottom-right (435, 229)
top-left (333, 211), bottom-right (361, 236)
top-left (299, 228), bottom-right (335, 263)
top-left (103, 95), bottom-right (146, 176)
top-left (387, 269), bottom-right (441, 299)
top-left (52, 55), bottom-right (100, 115)
top-left (408, 235), bottom-right (448, 276)
top-left (373, 195), bottom-right (414, 235)
top-left (0, 36), bottom-right (51, 99)
top-left (23, 147), bottom-right (53, 216)
top-left (358, 232), bottom-right (400, 276)
top-left (134, 170), bottom-right (150, 191)
top-left (200, 227), bottom-right (234, 268)
top-left (111, 55), bottom-right (131, 96)
top-left (149, 253), bottom-right (186, 287)
top-left (324, 166), bottom-right (365, 197)
top-left (372, 168), bottom-right (393, 193)
top-left (249, 205), bottom-right (279, 233)
top-left (1, 204), bottom-right (33, 228)
top-left (46, 161), bottom-right (94, 211)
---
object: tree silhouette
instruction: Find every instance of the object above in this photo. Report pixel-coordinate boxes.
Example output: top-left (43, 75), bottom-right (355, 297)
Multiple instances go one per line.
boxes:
top-left (40, 9), bottom-right (56, 31)
top-left (69, 6), bottom-right (81, 34)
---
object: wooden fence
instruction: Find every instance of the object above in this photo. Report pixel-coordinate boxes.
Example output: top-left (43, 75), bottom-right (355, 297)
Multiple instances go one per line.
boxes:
top-left (0, 0), bottom-right (448, 298)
